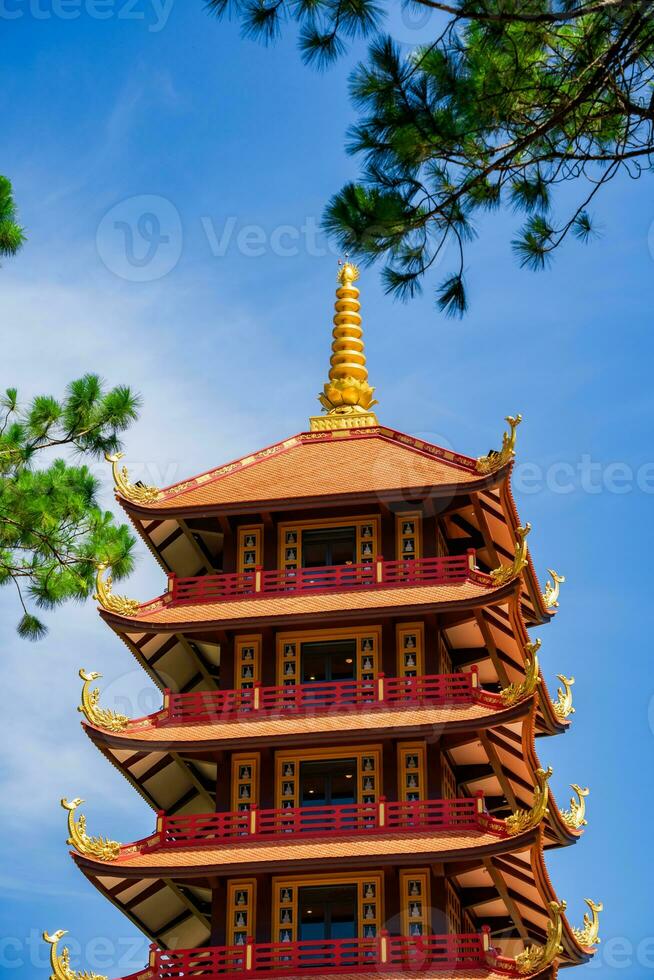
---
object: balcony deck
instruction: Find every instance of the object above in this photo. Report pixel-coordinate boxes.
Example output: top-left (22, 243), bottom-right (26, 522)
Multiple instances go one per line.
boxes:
top-left (117, 934), bottom-right (523, 980)
top-left (111, 798), bottom-right (507, 864)
top-left (169, 554), bottom-right (478, 606)
top-left (159, 671), bottom-right (500, 727)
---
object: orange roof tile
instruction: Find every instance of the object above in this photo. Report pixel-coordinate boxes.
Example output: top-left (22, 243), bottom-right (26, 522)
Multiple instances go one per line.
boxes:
top-left (132, 428), bottom-right (484, 512)
top-left (111, 577), bottom-right (506, 628)
top-left (84, 827), bottom-right (521, 872)
top-left (88, 699), bottom-right (524, 748)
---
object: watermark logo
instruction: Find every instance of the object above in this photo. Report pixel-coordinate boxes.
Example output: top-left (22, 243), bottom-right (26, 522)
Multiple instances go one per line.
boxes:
top-left (0, 0), bottom-right (174, 31)
top-left (96, 194), bottom-right (183, 281)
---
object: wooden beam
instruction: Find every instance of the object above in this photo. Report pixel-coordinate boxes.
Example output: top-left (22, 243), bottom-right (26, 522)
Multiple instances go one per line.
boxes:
top-left (163, 878), bottom-right (211, 932)
top-left (170, 751), bottom-right (215, 810)
top-left (478, 730), bottom-right (519, 811)
top-left (179, 518), bottom-right (216, 574)
top-left (484, 858), bottom-right (530, 942)
top-left (176, 633), bottom-right (216, 687)
top-left (475, 609), bottom-right (510, 687)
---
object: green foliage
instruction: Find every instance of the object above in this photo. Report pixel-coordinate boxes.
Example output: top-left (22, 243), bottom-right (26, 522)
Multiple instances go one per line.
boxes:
top-left (0, 176), bottom-right (26, 258)
top-left (0, 375), bottom-right (140, 640)
top-left (207, 0), bottom-right (654, 314)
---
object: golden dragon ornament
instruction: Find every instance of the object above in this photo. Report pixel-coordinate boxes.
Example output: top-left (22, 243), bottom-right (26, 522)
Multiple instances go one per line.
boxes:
top-left (477, 414), bottom-right (522, 474)
top-left (561, 784), bottom-right (589, 830)
top-left (543, 569), bottom-right (565, 608)
top-left (491, 523), bottom-right (531, 586)
top-left (515, 900), bottom-right (565, 975)
top-left (61, 798), bottom-right (121, 861)
top-left (105, 452), bottom-right (160, 505)
top-left (43, 931), bottom-right (107, 980)
top-left (573, 899), bottom-right (603, 947)
top-left (553, 674), bottom-right (575, 720)
top-left (500, 640), bottom-right (541, 707)
top-left (93, 563), bottom-right (140, 617)
top-left (506, 767), bottom-right (552, 835)
top-left (78, 669), bottom-right (130, 732)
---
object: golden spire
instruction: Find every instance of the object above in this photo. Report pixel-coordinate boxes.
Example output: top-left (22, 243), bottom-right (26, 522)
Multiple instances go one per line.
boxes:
top-left (310, 261), bottom-right (379, 431)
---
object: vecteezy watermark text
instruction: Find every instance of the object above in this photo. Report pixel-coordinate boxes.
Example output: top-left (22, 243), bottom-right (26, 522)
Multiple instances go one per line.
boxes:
top-left (0, 0), bottom-right (174, 32)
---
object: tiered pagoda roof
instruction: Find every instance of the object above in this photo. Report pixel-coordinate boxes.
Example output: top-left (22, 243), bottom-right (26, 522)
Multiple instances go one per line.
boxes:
top-left (47, 263), bottom-right (599, 980)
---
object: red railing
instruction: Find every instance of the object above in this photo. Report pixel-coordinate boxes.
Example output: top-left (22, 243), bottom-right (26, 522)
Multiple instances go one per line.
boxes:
top-left (169, 553), bottom-right (477, 606)
top-left (159, 669), bottom-right (500, 727)
top-left (134, 797), bottom-right (506, 854)
top-left (148, 931), bottom-right (509, 979)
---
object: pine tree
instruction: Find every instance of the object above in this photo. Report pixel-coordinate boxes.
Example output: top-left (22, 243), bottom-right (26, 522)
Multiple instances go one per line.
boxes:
top-left (0, 176), bottom-right (25, 258)
top-left (0, 375), bottom-right (140, 639)
top-left (207, 0), bottom-right (654, 314)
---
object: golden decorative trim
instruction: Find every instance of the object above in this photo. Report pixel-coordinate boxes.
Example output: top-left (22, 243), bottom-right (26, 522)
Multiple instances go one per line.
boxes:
top-left (543, 568), bottom-right (565, 608)
top-left (476, 414), bottom-right (522, 474)
top-left (43, 931), bottom-right (107, 980)
top-left (105, 452), bottom-right (160, 504)
top-left (553, 674), bottom-right (575, 720)
top-left (561, 784), bottom-right (589, 830)
top-left (573, 899), bottom-right (603, 947)
top-left (515, 900), bottom-right (565, 975)
top-left (500, 640), bottom-right (541, 706)
top-left (490, 523), bottom-right (531, 586)
top-left (60, 798), bottom-right (121, 861)
top-left (93, 563), bottom-right (139, 617)
top-left (506, 766), bottom-right (552, 836)
top-left (78, 669), bottom-right (129, 732)
top-left (310, 261), bottom-right (378, 431)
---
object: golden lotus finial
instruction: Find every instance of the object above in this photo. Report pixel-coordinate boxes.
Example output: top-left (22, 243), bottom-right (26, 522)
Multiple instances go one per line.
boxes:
top-left (43, 930), bottom-right (108, 980)
top-left (477, 414), bottom-right (522, 474)
top-left (310, 262), bottom-right (378, 432)
top-left (543, 569), bottom-right (565, 608)
top-left (500, 639), bottom-right (541, 706)
top-left (61, 797), bottom-right (121, 861)
top-left (105, 452), bottom-right (160, 505)
top-left (337, 258), bottom-right (360, 285)
top-left (515, 900), bottom-right (565, 974)
top-left (553, 674), bottom-right (575, 720)
top-left (506, 766), bottom-right (552, 835)
top-left (491, 523), bottom-right (531, 586)
top-left (78, 669), bottom-right (130, 732)
top-left (93, 563), bottom-right (140, 617)
top-left (561, 784), bottom-right (589, 830)
top-left (573, 899), bottom-right (603, 947)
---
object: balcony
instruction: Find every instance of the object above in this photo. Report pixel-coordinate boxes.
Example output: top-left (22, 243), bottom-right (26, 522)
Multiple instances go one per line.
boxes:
top-left (158, 671), bottom-right (501, 727)
top-left (130, 932), bottom-right (520, 979)
top-left (169, 553), bottom-right (479, 606)
top-left (124, 797), bottom-right (507, 857)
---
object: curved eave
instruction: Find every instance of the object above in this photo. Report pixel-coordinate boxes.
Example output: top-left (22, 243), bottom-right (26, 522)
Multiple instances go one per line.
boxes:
top-left (528, 840), bottom-right (595, 967)
top-left (120, 468), bottom-right (505, 521)
top-left (83, 696), bottom-right (531, 756)
top-left (116, 426), bottom-right (493, 520)
top-left (98, 576), bottom-right (517, 635)
top-left (70, 834), bottom-right (594, 970)
top-left (71, 825), bottom-right (540, 879)
top-left (520, 700), bottom-right (581, 848)
top-left (499, 474), bottom-right (555, 626)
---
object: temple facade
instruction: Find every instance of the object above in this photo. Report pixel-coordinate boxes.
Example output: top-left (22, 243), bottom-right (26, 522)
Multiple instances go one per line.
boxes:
top-left (47, 263), bottom-right (602, 980)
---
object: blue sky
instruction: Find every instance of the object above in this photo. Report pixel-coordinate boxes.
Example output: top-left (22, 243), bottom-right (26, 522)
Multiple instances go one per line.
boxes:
top-left (2, 4), bottom-right (654, 978)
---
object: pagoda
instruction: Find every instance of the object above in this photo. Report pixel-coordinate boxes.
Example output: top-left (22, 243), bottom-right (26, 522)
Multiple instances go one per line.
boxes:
top-left (46, 263), bottom-right (602, 980)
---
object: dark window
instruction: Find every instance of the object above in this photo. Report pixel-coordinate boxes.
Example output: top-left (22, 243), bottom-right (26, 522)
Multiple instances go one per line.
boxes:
top-left (301, 527), bottom-right (356, 568)
top-left (301, 640), bottom-right (357, 683)
top-left (300, 758), bottom-right (357, 807)
top-left (298, 884), bottom-right (358, 941)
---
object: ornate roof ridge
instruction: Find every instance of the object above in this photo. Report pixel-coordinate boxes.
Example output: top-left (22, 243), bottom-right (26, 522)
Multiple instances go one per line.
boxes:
top-left (115, 426), bottom-right (484, 510)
